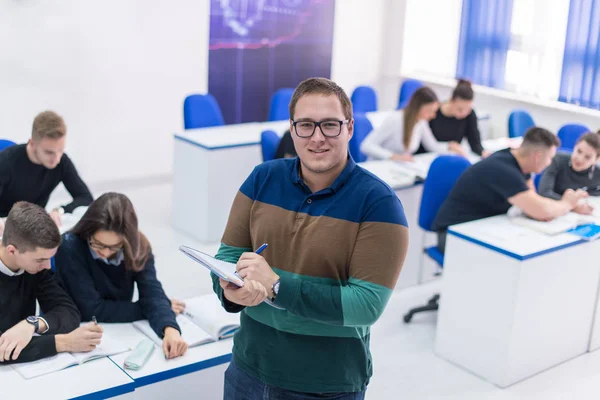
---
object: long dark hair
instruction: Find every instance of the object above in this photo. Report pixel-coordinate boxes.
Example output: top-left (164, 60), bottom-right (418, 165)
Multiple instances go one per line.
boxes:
top-left (403, 87), bottom-right (438, 149)
top-left (70, 192), bottom-right (151, 272)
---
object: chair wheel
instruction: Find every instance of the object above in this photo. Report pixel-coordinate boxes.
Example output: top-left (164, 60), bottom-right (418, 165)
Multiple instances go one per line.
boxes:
top-left (403, 313), bottom-right (412, 323)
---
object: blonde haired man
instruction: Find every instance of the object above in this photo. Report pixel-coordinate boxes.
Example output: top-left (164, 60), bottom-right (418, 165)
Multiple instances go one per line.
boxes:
top-left (0, 111), bottom-right (93, 234)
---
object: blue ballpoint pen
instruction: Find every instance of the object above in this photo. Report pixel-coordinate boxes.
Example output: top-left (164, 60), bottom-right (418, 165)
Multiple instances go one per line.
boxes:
top-left (255, 243), bottom-right (268, 255)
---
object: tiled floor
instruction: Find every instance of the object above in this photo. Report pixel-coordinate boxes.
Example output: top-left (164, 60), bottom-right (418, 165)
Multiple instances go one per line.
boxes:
top-left (48, 181), bottom-right (600, 399)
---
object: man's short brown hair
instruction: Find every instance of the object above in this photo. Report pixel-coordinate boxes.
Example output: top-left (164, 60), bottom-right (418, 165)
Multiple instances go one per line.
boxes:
top-left (289, 78), bottom-right (353, 121)
top-left (2, 202), bottom-right (61, 251)
top-left (32, 111), bottom-right (66, 141)
top-left (522, 127), bottom-right (561, 150)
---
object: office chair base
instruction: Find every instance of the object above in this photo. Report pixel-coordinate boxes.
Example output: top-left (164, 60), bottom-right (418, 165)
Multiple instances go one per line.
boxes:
top-left (403, 294), bottom-right (440, 323)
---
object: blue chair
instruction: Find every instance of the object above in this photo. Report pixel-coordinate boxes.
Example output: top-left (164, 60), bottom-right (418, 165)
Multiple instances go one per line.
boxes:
top-left (557, 123), bottom-right (589, 152)
top-left (351, 86), bottom-right (378, 114)
top-left (50, 257), bottom-right (56, 272)
top-left (183, 94), bottom-right (225, 129)
top-left (403, 155), bottom-right (472, 323)
top-left (268, 88), bottom-right (294, 121)
top-left (261, 130), bottom-right (280, 161)
top-left (0, 139), bottom-right (16, 151)
top-left (508, 110), bottom-right (535, 138)
top-left (397, 79), bottom-right (424, 109)
top-left (348, 115), bottom-right (373, 163)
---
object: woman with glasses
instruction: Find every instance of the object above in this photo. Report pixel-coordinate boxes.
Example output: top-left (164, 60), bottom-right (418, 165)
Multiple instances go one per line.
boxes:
top-left (54, 192), bottom-right (188, 359)
top-left (360, 87), bottom-right (456, 162)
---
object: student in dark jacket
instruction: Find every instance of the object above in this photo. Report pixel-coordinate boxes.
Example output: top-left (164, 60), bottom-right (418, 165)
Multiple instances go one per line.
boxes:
top-left (429, 79), bottom-right (491, 158)
top-left (0, 201), bottom-right (101, 364)
top-left (0, 111), bottom-right (93, 235)
top-left (55, 192), bottom-right (188, 359)
top-left (539, 131), bottom-right (600, 206)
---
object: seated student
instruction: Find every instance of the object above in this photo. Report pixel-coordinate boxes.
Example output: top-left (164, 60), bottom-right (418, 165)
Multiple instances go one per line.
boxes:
top-left (360, 87), bottom-right (463, 161)
top-left (429, 79), bottom-right (491, 158)
top-left (432, 127), bottom-right (588, 253)
top-left (0, 201), bottom-right (102, 364)
top-left (539, 131), bottom-right (600, 212)
top-left (55, 192), bottom-right (188, 359)
top-left (274, 130), bottom-right (297, 159)
top-left (0, 111), bottom-right (93, 235)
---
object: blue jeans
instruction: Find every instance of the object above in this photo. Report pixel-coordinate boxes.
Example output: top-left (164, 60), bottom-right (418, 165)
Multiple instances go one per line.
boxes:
top-left (224, 360), bottom-right (367, 400)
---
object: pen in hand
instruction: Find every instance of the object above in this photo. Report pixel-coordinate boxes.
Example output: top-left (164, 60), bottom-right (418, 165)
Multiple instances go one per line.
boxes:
top-left (92, 316), bottom-right (98, 325)
top-left (255, 243), bottom-right (268, 255)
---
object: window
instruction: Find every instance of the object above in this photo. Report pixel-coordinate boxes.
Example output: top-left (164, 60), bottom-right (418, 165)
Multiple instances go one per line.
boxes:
top-left (503, 0), bottom-right (570, 101)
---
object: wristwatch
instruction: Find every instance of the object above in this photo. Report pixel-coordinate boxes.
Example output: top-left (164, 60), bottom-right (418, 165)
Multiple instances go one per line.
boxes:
top-left (272, 279), bottom-right (280, 301)
top-left (26, 316), bottom-right (39, 333)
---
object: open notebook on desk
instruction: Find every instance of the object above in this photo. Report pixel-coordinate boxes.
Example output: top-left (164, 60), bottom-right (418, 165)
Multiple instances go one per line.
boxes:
top-left (359, 161), bottom-right (419, 189)
top-left (510, 212), bottom-right (600, 235)
top-left (133, 294), bottom-right (240, 348)
top-left (11, 331), bottom-right (129, 379)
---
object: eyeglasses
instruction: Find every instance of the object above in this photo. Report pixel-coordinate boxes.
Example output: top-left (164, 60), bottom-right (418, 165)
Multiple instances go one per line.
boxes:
top-left (89, 237), bottom-right (123, 252)
top-left (291, 119), bottom-right (349, 138)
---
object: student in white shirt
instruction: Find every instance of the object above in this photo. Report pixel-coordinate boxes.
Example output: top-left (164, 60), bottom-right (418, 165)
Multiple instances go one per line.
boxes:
top-left (360, 87), bottom-right (462, 161)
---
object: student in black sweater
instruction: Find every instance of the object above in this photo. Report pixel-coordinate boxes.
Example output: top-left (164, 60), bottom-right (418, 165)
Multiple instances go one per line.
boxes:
top-left (0, 202), bottom-right (102, 363)
top-left (0, 111), bottom-right (93, 235)
top-left (539, 131), bottom-right (600, 208)
top-left (429, 79), bottom-right (491, 158)
top-left (55, 192), bottom-right (188, 359)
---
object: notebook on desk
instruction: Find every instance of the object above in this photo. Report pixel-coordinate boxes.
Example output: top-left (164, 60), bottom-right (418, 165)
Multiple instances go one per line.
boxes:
top-left (510, 212), bottom-right (600, 235)
top-left (11, 332), bottom-right (129, 379)
top-left (133, 294), bottom-right (240, 348)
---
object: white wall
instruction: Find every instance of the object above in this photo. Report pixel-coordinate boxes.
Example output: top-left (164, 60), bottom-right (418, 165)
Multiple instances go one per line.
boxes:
top-left (330, 0), bottom-right (387, 95)
top-left (0, 0), bottom-right (392, 186)
top-left (0, 0), bottom-right (210, 185)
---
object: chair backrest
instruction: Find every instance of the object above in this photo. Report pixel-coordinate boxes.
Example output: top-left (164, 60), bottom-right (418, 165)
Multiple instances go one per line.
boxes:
top-left (268, 88), bottom-right (295, 121)
top-left (557, 123), bottom-right (589, 152)
top-left (348, 115), bottom-right (373, 163)
top-left (183, 94), bottom-right (225, 129)
top-left (418, 155), bottom-right (472, 232)
top-left (51, 257), bottom-right (56, 272)
top-left (0, 139), bottom-right (16, 151)
top-left (351, 86), bottom-right (378, 114)
top-left (397, 79), bottom-right (424, 109)
top-left (261, 130), bottom-right (280, 161)
top-left (508, 110), bottom-right (535, 138)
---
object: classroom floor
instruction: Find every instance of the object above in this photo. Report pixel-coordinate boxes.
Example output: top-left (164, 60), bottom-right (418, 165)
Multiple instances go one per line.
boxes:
top-left (49, 180), bottom-right (600, 400)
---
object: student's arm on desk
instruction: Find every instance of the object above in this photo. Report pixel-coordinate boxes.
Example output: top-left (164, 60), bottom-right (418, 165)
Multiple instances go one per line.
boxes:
top-left (508, 189), bottom-right (580, 220)
top-left (135, 253), bottom-right (181, 338)
top-left (465, 110), bottom-right (484, 156)
top-left (54, 245), bottom-right (145, 322)
top-left (60, 154), bottom-right (94, 213)
top-left (275, 196), bottom-right (407, 327)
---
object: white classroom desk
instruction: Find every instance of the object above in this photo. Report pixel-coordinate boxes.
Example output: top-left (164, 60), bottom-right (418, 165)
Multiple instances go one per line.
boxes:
top-left (435, 215), bottom-right (600, 388)
top-left (0, 357), bottom-right (135, 400)
top-left (172, 110), bottom-right (500, 245)
top-left (104, 324), bottom-right (232, 400)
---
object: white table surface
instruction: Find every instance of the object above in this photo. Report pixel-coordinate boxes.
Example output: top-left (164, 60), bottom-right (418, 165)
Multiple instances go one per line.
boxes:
top-left (0, 357), bottom-right (134, 400)
top-left (448, 215), bottom-right (585, 260)
top-left (104, 323), bottom-right (232, 387)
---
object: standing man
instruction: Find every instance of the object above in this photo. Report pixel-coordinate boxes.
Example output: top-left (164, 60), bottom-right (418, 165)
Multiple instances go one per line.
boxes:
top-left (0, 202), bottom-right (103, 363)
top-left (0, 111), bottom-right (93, 234)
top-left (212, 78), bottom-right (409, 399)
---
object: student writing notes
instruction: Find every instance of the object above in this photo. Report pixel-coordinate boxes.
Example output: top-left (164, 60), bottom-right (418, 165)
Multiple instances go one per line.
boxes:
top-left (214, 78), bottom-right (408, 399)
top-left (432, 128), bottom-right (588, 253)
top-left (55, 193), bottom-right (188, 359)
top-left (0, 202), bottom-right (102, 364)
top-left (0, 111), bottom-right (93, 235)
top-left (429, 79), bottom-right (490, 157)
top-left (361, 87), bottom-right (459, 161)
top-left (539, 131), bottom-right (600, 214)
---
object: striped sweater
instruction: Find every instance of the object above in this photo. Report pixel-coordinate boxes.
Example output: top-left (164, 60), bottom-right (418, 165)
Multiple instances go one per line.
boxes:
top-left (212, 156), bottom-right (408, 393)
